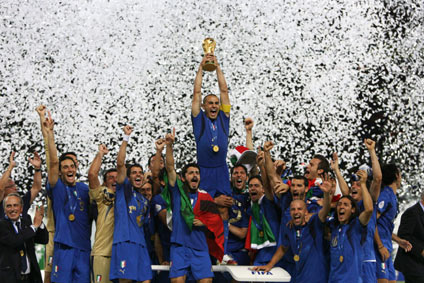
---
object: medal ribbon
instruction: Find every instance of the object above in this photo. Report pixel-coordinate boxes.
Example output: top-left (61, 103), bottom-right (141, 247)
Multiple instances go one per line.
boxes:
top-left (295, 228), bottom-right (302, 258)
top-left (65, 186), bottom-right (78, 217)
top-left (207, 119), bottom-right (218, 148)
top-left (338, 225), bottom-right (345, 259)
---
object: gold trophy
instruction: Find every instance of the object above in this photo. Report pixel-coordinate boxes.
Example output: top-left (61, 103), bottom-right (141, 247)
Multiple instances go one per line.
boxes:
top-left (202, 38), bottom-right (217, 72)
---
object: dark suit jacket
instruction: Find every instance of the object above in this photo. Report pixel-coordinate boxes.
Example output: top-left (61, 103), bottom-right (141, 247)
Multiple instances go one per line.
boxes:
top-left (394, 201), bottom-right (424, 276)
top-left (0, 215), bottom-right (48, 283)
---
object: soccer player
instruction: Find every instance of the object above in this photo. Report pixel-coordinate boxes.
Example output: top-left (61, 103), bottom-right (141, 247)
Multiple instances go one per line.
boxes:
top-left (109, 125), bottom-right (152, 283)
top-left (88, 144), bottom-right (117, 283)
top-left (253, 177), bottom-right (332, 282)
top-left (44, 111), bottom-right (91, 283)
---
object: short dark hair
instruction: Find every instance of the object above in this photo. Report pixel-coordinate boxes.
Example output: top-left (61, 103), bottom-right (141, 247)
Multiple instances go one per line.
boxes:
top-left (59, 156), bottom-right (77, 171)
top-left (291, 175), bottom-right (308, 187)
top-left (381, 163), bottom-right (399, 186)
top-left (181, 163), bottom-right (200, 179)
top-left (230, 164), bottom-right (248, 176)
top-left (248, 175), bottom-right (263, 186)
top-left (103, 168), bottom-right (117, 182)
top-left (126, 164), bottom-right (144, 177)
top-left (202, 94), bottom-right (219, 104)
top-left (60, 151), bottom-right (77, 160)
top-left (314, 154), bottom-right (330, 174)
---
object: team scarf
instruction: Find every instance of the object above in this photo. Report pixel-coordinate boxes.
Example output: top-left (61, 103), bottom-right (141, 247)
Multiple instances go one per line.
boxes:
top-left (245, 201), bottom-right (276, 250)
top-left (161, 176), bottom-right (224, 261)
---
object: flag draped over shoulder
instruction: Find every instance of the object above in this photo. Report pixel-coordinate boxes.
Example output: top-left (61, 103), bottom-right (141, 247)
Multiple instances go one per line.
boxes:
top-left (245, 201), bottom-right (276, 250)
top-left (162, 178), bottom-right (224, 261)
top-left (193, 190), bottom-right (224, 261)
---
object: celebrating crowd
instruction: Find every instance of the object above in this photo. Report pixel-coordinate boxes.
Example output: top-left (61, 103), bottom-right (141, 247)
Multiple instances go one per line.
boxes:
top-left (1, 53), bottom-right (423, 283)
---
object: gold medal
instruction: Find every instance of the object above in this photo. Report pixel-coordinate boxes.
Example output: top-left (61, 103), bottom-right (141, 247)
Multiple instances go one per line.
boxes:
top-left (213, 145), bottom-right (219, 152)
top-left (68, 214), bottom-right (75, 221)
top-left (20, 250), bottom-right (24, 257)
top-left (293, 254), bottom-right (300, 262)
top-left (136, 215), bottom-right (142, 227)
top-left (259, 230), bottom-right (264, 238)
top-left (339, 255), bottom-right (344, 263)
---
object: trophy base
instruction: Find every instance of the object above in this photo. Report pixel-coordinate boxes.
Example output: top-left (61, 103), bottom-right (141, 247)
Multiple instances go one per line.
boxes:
top-left (203, 61), bottom-right (217, 72)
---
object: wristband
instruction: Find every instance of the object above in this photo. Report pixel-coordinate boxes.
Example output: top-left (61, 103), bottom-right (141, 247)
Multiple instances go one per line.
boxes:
top-left (34, 168), bottom-right (41, 172)
top-left (123, 135), bottom-right (130, 142)
top-left (378, 245), bottom-right (384, 249)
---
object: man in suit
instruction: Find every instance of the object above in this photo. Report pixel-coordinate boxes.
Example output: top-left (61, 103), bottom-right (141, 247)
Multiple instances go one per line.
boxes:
top-left (0, 193), bottom-right (48, 283)
top-left (394, 191), bottom-right (424, 283)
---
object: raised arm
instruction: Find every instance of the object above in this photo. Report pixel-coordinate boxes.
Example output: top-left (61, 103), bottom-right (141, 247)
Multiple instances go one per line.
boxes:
top-left (88, 144), bottom-right (109, 190)
top-left (256, 148), bottom-right (269, 192)
top-left (36, 105), bottom-right (50, 170)
top-left (152, 138), bottom-right (165, 196)
top-left (331, 152), bottom-right (349, 196)
top-left (0, 152), bottom-right (16, 201)
top-left (245, 117), bottom-right (254, 150)
top-left (214, 56), bottom-right (230, 117)
top-left (192, 56), bottom-right (209, 117)
top-left (44, 111), bottom-right (59, 187)
top-left (262, 141), bottom-right (277, 201)
top-left (164, 128), bottom-right (177, 187)
top-left (318, 175), bottom-right (332, 223)
top-left (117, 125), bottom-right (132, 185)
top-left (364, 139), bottom-right (382, 202)
top-left (28, 152), bottom-right (42, 203)
top-left (357, 170), bottom-right (373, 225)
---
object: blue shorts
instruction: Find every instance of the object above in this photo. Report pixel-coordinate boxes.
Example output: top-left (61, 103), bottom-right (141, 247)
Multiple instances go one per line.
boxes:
top-left (51, 243), bottom-right (90, 283)
top-left (199, 165), bottom-right (231, 197)
top-left (376, 254), bottom-right (396, 281)
top-left (170, 244), bottom-right (213, 280)
top-left (361, 261), bottom-right (377, 283)
top-left (110, 241), bottom-right (152, 281)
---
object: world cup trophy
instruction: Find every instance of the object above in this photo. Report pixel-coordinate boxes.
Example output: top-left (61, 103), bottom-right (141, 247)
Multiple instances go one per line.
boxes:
top-left (202, 38), bottom-right (217, 72)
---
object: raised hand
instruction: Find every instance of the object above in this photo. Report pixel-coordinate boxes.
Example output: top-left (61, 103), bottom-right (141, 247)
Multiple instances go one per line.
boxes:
top-left (165, 128), bottom-right (176, 145)
top-left (364, 138), bottom-right (376, 151)
top-left (29, 152), bottom-right (41, 169)
top-left (9, 151), bottom-right (16, 169)
top-left (274, 180), bottom-right (289, 195)
top-left (155, 138), bottom-right (166, 152)
top-left (43, 110), bottom-right (54, 131)
top-left (318, 173), bottom-right (332, 194)
top-left (263, 141), bottom-right (274, 152)
top-left (357, 170), bottom-right (367, 184)
top-left (244, 117), bottom-right (254, 131)
top-left (98, 144), bottom-right (109, 156)
top-left (256, 148), bottom-right (265, 167)
top-left (123, 125), bottom-right (133, 136)
top-left (330, 152), bottom-right (339, 171)
top-left (33, 206), bottom-right (45, 228)
top-left (35, 105), bottom-right (47, 118)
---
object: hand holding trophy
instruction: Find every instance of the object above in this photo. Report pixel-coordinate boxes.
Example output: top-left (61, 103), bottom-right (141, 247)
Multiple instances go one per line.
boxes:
top-left (202, 38), bottom-right (217, 72)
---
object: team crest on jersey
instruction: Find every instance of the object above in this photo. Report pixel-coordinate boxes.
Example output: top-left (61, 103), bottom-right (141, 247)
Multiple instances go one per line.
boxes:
top-left (129, 205), bottom-right (137, 213)
top-left (378, 201), bottom-right (385, 209)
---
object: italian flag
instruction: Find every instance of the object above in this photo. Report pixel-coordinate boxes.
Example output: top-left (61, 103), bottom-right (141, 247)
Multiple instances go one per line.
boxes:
top-left (245, 202), bottom-right (276, 250)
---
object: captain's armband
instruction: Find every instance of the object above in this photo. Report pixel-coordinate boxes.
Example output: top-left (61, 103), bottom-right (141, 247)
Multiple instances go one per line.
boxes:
top-left (220, 104), bottom-right (231, 113)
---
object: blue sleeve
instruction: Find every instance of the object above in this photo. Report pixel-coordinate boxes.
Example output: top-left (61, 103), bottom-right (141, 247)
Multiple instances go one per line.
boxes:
top-left (191, 111), bottom-right (205, 142)
top-left (151, 194), bottom-right (167, 217)
top-left (279, 224), bottom-right (290, 248)
top-left (376, 189), bottom-right (390, 214)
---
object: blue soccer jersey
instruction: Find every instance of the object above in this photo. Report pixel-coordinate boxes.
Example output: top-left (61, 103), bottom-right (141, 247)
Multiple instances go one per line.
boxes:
top-left (46, 178), bottom-right (90, 251)
top-left (329, 217), bottom-right (365, 283)
top-left (113, 178), bottom-right (149, 246)
top-left (376, 186), bottom-right (397, 252)
top-left (280, 214), bottom-right (328, 283)
top-left (169, 182), bottom-right (208, 251)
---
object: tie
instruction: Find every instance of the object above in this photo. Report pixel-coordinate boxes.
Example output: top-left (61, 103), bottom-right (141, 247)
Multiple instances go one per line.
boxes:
top-left (16, 222), bottom-right (28, 273)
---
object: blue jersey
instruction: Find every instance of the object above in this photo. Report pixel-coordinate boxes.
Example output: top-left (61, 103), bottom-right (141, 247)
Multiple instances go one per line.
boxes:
top-left (227, 190), bottom-right (249, 252)
top-left (47, 179), bottom-right (91, 251)
top-left (376, 186), bottom-right (397, 252)
top-left (248, 196), bottom-right (280, 264)
top-left (280, 214), bottom-right (328, 283)
top-left (169, 182), bottom-right (208, 251)
top-left (359, 201), bottom-right (377, 261)
top-left (151, 194), bottom-right (171, 261)
top-left (113, 178), bottom-right (149, 246)
top-left (192, 110), bottom-right (229, 168)
top-left (329, 217), bottom-right (365, 283)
